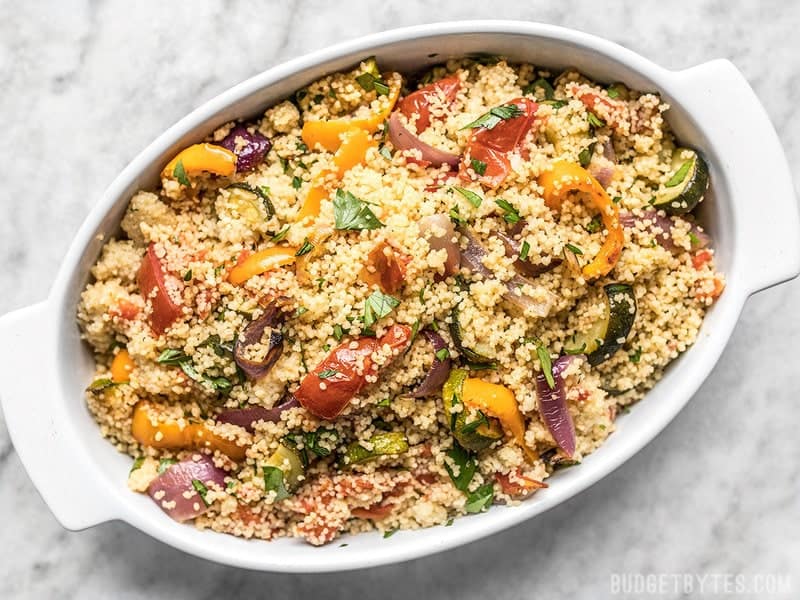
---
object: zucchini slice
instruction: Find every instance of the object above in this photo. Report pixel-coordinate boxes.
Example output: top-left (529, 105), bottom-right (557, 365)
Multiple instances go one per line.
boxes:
top-left (564, 283), bottom-right (637, 366)
top-left (442, 368), bottom-right (503, 452)
top-left (448, 305), bottom-right (497, 370)
top-left (653, 148), bottom-right (709, 215)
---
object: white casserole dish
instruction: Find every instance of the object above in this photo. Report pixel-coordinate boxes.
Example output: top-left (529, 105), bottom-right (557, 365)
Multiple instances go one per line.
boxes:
top-left (1, 21), bottom-right (798, 572)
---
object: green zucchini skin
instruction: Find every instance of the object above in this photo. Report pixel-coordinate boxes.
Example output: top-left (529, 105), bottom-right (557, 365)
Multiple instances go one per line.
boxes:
top-left (565, 283), bottom-right (637, 366)
top-left (653, 148), bottom-right (709, 215)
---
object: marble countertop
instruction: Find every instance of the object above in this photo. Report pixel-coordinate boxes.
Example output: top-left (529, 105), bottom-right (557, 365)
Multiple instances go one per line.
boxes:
top-left (1, 1), bottom-right (798, 598)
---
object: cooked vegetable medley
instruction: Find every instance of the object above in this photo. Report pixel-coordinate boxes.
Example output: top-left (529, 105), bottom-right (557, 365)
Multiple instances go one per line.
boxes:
top-left (78, 56), bottom-right (723, 545)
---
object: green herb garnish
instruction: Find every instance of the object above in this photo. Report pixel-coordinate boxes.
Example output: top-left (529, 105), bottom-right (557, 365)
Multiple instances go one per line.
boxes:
top-left (183, 270), bottom-right (192, 281)
top-left (665, 160), bottom-right (692, 187)
top-left (585, 216), bottom-right (602, 233)
top-left (587, 112), bottom-right (606, 128)
top-left (383, 529), bottom-right (398, 539)
top-left (191, 479), bottom-right (211, 507)
top-left (465, 483), bottom-right (495, 513)
top-left (519, 240), bottom-right (531, 261)
top-left (363, 290), bottom-right (400, 329)
top-left (263, 466), bottom-right (290, 502)
top-left (295, 239), bottom-right (314, 257)
top-left (270, 226), bottom-right (290, 242)
top-left (470, 158), bottom-right (487, 176)
top-left (629, 347), bottom-right (642, 363)
top-left (130, 457), bottom-right (145, 473)
top-left (158, 458), bottom-right (177, 474)
top-left (87, 378), bottom-right (120, 393)
top-left (356, 72), bottom-right (390, 96)
top-left (461, 104), bottom-right (524, 130)
top-left (379, 145), bottom-right (392, 160)
top-left (173, 160), bottom-right (190, 186)
top-left (318, 368), bottom-right (338, 380)
top-left (294, 306), bottom-right (309, 317)
top-left (452, 186), bottom-right (483, 208)
top-left (525, 77), bottom-right (555, 100)
top-left (333, 189), bottom-right (384, 231)
top-left (333, 324), bottom-right (344, 342)
top-left (291, 175), bottom-right (302, 189)
top-left (444, 444), bottom-right (476, 492)
top-left (435, 347), bottom-right (450, 361)
top-left (449, 204), bottom-right (467, 226)
top-left (494, 198), bottom-right (521, 225)
top-left (565, 243), bottom-right (584, 255)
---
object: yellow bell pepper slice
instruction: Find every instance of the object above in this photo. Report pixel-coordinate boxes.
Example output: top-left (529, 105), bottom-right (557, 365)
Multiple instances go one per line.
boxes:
top-left (110, 349), bottom-right (134, 383)
top-left (162, 143), bottom-right (237, 179)
top-left (228, 246), bottom-right (298, 286)
top-left (538, 161), bottom-right (624, 279)
top-left (297, 128), bottom-right (377, 221)
top-left (462, 378), bottom-right (538, 461)
top-left (301, 72), bottom-right (402, 153)
top-left (132, 401), bottom-right (246, 461)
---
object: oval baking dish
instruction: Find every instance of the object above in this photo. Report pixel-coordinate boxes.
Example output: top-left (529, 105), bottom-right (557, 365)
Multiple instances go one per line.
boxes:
top-left (1, 21), bottom-right (798, 572)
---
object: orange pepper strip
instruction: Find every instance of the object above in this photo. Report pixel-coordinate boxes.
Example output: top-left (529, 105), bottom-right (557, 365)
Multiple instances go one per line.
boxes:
top-left (162, 143), bottom-right (237, 179)
top-left (462, 378), bottom-right (538, 462)
top-left (538, 161), bottom-right (624, 279)
top-left (110, 349), bottom-right (134, 383)
top-left (132, 401), bottom-right (246, 461)
top-left (301, 72), bottom-right (402, 153)
top-left (228, 246), bottom-right (298, 286)
top-left (297, 128), bottom-right (377, 221)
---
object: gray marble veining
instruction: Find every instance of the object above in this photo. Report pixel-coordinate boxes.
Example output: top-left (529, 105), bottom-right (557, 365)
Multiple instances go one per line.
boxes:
top-left (1, 1), bottom-right (798, 598)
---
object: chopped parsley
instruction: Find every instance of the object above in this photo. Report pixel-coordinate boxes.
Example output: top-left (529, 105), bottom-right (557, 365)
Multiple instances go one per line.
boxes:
top-left (607, 85), bottom-right (621, 99)
top-left (379, 145), bottom-right (392, 160)
top-left (263, 466), bottom-right (290, 502)
top-left (525, 77), bottom-right (555, 100)
top-left (461, 104), bottom-right (525, 130)
top-left (665, 160), bottom-right (693, 187)
top-left (295, 238), bottom-right (314, 257)
top-left (494, 198), bottom-right (521, 225)
top-left (587, 112), bottom-right (606, 128)
top-left (452, 186), bottom-right (483, 208)
top-left (333, 324), bottom-right (345, 341)
top-left (294, 306), bottom-right (308, 317)
top-left (448, 204), bottom-right (467, 226)
top-left (460, 410), bottom-right (489, 435)
top-left (87, 378), bottom-right (120, 393)
top-left (376, 398), bottom-right (392, 407)
top-left (689, 232), bottom-right (701, 246)
top-left (318, 368), bottom-right (338, 380)
top-left (435, 347), bottom-right (450, 361)
top-left (585, 215), bottom-right (602, 233)
top-left (470, 158), bottom-right (487, 176)
top-left (183, 269), bottom-right (192, 281)
top-left (565, 243), bottom-right (584, 255)
top-left (629, 347), bottom-right (642, 363)
top-left (408, 318), bottom-right (422, 348)
top-left (363, 290), bottom-right (400, 329)
top-left (444, 444), bottom-right (476, 492)
top-left (191, 479), bottom-right (211, 507)
top-left (130, 457), bottom-right (145, 473)
top-left (519, 240), bottom-right (531, 261)
top-left (464, 483), bottom-right (495, 513)
top-left (355, 72), bottom-right (390, 96)
top-left (333, 189), bottom-right (384, 231)
top-left (270, 226), bottom-right (291, 242)
top-left (279, 156), bottom-right (289, 173)
top-left (291, 175), bottom-right (302, 189)
top-left (173, 159), bottom-right (190, 186)
top-left (383, 529), bottom-right (398, 539)
top-left (524, 337), bottom-right (555, 389)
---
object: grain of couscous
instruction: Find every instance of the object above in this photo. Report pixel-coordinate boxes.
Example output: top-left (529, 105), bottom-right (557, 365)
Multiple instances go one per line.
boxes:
top-left (78, 56), bottom-right (723, 545)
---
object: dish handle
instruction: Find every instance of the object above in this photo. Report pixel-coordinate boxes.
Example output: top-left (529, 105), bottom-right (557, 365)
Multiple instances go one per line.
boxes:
top-left (0, 302), bottom-right (118, 530)
top-left (675, 59), bottom-right (800, 294)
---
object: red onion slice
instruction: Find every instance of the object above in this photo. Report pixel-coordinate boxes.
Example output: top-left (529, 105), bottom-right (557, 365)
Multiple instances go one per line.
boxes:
top-left (234, 301), bottom-right (285, 380)
top-left (147, 455), bottom-right (227, 522)
top-left (410, 330), bottom-right (452, 398)
top-left (535, 355), bottom-right (581, 458)
top-left (461, 229), bottom-right (555, 318)
top-left (388, 112), bottom-right (460, 168)
top-left (216, 396), bottom-right (300, 433)
top-left (620, 209), bottom-right (710, 254)
top-left (419, 214), bottom-right (460, 277)
top-left (219, 125), bottom-right (271, 172)
top-left (494, 230), bottom-right (562, 277)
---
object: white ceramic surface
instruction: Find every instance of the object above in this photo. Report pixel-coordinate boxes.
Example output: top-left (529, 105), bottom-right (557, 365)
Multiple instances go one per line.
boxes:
top-left (0, 21), bottom-right (798, 573)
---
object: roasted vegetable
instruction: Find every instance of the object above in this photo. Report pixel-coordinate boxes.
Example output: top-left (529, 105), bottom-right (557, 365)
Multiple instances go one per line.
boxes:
top-left (147, 455), bottom-right (227, 522)
top-left (343, 432), bottom-right (409, 465)
top-left (448, 304), bottom-right (497, 370)
top-left (653, 148), bottom-right (709, 215)
top-left (228, 246), bottom-right (297, 285)
top-left (564, 283), bottom-right (637, 365)
top-left (233, 301), bottom-right (285, 380)
top-left (219, 125), bottom-right (271, 172)
top-left (163, 143), bottom-right (237, 180)
top-left (442, 368), bottom-right (503, 452)
top-left (538, 161), bottom-right (624, 279)
top-left (137, 243), bottom-right (183, 335)
top-left (265, 442), bottom-right (305, 491)
top-left (110, 349), bottom-right (134, 383)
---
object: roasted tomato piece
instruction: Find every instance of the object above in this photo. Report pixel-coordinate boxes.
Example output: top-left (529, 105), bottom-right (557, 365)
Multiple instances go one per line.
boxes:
top-left (295, 324), bottom-right (412, 420)
top-left (495, 470), bottom-right (548, 499)
top-left (137, 243), bottom-right (183, 335)
top-left (359, 241), bottom-right (411, 294)
top-left (461, 97), bottom-right (539, 188)
top-left (351, 502), bottom-right (394, 520)
top-left (397, 75), bottom-right (461, 133)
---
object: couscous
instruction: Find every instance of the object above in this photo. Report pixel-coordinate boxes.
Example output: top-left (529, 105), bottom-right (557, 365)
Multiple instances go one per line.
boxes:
top-left (77, 56), bottom-right (723, 545)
